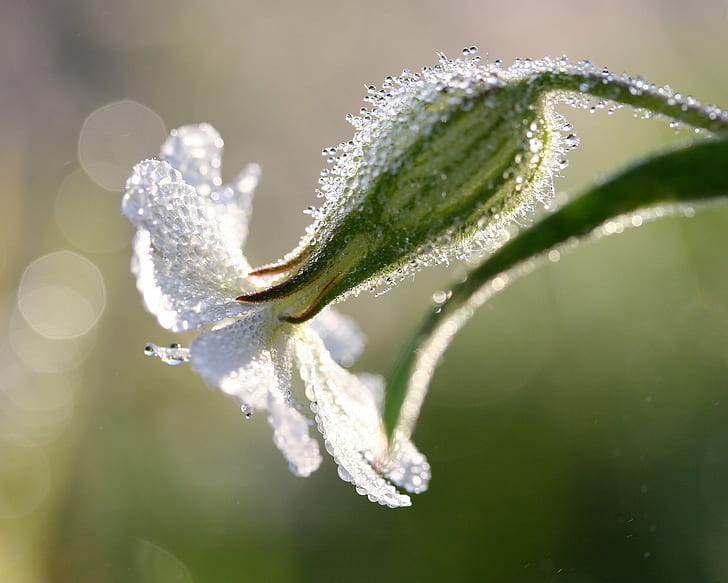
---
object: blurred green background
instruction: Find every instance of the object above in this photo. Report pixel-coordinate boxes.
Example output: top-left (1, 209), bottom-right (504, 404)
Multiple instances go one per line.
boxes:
top-left (2, 0), bottom-right (728, 581)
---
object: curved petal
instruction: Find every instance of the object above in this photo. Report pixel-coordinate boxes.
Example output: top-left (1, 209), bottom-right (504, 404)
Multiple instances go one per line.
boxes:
top-left (268, 398), bottom-right (322, 478)
top-left (213, 162), bottom-right (260, 255)
top-left (122, 159), bottom-right (254, 332)
top-left (353, 373), bottom-right (431, 494)
top-left (190, 309), bottom-right (322, 477)
top-left (161, 124), bottom-right (260, 251)
top-left (294, 328), bottom-right (420, 508)
top-left (309, 308), bottom-right (366, 367)
top-left (160, 123), bottom-right (223, 197)
top-left (381, 439), bottom-right (431, 495)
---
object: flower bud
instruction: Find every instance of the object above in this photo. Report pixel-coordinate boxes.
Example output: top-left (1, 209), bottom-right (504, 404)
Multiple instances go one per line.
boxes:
top-left (240, 51), bottom-right (574, 321)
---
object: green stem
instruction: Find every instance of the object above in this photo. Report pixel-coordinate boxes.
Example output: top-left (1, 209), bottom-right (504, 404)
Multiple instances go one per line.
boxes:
top-left (525, 66), bottom-right (728, 135)
top-left (384, 137), bottom-right (728, 441)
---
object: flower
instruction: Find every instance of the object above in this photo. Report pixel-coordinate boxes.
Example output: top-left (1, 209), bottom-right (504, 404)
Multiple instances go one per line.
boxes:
top-left (122, 50), bottom-right (587, 507)
top-left (122, 124), bottom-right (430, 507)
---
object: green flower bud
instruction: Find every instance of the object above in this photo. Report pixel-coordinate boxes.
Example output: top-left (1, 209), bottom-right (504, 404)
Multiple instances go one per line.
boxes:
top-left (240, 50), bottom-right (574, 321)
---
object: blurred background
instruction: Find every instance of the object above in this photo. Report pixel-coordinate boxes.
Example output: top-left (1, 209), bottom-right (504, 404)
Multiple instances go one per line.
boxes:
top-left (2, 0), bottom-right (728, 581)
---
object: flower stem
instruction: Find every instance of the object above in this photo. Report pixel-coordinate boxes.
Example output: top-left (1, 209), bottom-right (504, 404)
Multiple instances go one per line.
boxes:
top-left (523, 64), bottom-right (728, 135)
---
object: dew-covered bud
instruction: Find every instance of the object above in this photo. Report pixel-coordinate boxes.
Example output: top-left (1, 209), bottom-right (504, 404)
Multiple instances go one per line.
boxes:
top-left (240, 50), bottom-right (575, 321)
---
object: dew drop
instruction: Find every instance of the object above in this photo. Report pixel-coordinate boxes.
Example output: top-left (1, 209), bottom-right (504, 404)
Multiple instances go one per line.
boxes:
top-left (143, 342), bottom-right (190, 366)
top-left (432, 290), bottom-right (448, 304)
top-left (564, 133), bottom-right (579, 149)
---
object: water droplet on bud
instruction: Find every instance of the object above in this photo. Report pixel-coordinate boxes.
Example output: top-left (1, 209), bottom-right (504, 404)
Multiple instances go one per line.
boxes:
top-left (565, 133), bottom-right (579, 149)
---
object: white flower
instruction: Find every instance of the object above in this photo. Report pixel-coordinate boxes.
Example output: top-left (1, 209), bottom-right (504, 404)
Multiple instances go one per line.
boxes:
top-left (122, 124), bottom-right (430, 507)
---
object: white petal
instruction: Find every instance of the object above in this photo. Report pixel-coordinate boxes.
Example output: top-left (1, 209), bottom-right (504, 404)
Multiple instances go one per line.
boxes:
top-left (381, 439), bottom-right (431, 495)
top-left (122, 160), bottom-right (254, 332)
top-left (212, 162), bottom-right (260, 254)
top-left (309, 308), bottom-right (366, 367)
top-left (190, 308), bottom-right (276, 407)
top-left (161, 124), bottom-right (260, 251)
top-left (294, 329), bottom-right (412, 508)
top-left (268, 398), bottom-right (322, 478)
top-left (353, 373), bottom-right (431, 494)
top-left (190, 309), bottom-right (321, 477)
top-left (160, 123), bottom-right (223, 197)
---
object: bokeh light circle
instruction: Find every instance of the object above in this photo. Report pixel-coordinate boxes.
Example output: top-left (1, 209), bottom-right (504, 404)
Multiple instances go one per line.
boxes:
top-left (136, 540), bottom-right (194, 583)
top-left (17, 250), bottom-right (106, 340)
top-left (8, 310), bottom-right (98, 374)
top-left (78, 100), bottom-right (166, 191)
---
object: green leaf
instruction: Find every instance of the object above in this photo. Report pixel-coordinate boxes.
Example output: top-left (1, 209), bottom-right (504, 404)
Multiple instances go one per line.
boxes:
top-left (384, 137), bottom-right (728, 442)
